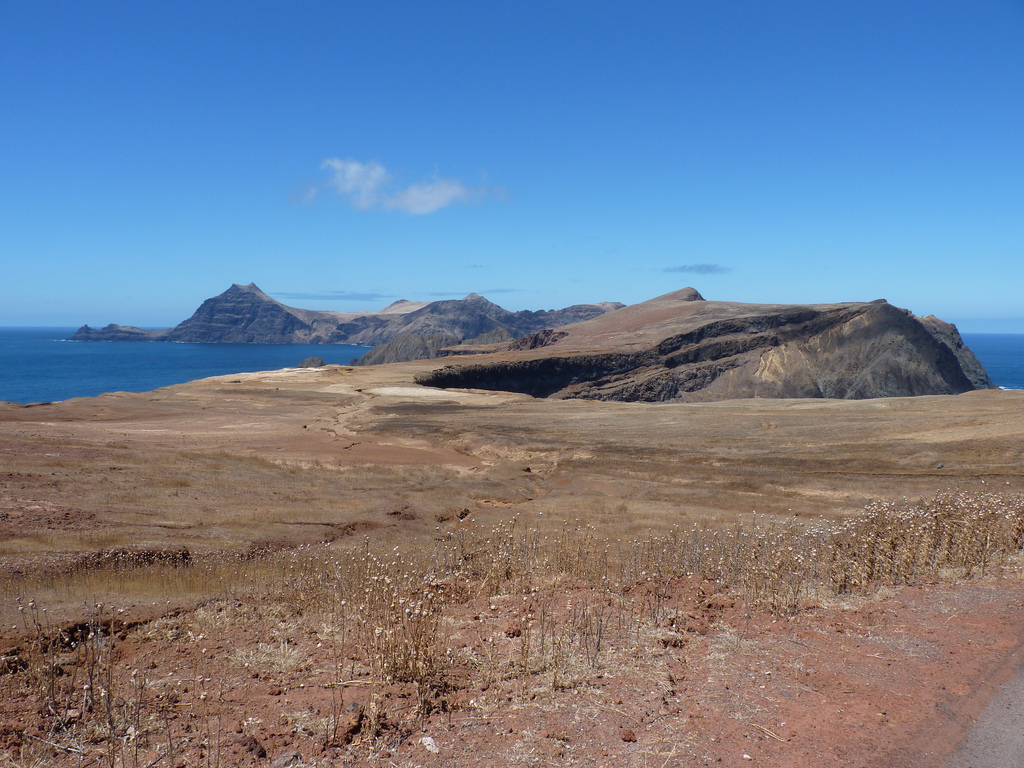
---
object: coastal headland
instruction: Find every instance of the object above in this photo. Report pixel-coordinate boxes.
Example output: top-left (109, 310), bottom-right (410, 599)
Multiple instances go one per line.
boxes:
top-left (3, 290), bottom-right (1024, 767)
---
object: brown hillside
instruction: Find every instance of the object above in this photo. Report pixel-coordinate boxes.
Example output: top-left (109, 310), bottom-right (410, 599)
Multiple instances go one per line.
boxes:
top-left (417, 289), bottom-right (993, 401)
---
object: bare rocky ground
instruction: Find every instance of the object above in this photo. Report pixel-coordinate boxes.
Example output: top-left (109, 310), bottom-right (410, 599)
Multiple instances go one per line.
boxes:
top-left (2, 363), bottom-right (1024, 767)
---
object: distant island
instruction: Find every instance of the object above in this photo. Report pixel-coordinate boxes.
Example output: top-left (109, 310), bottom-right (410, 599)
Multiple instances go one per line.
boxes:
top-left (70, 282), bottom-right (624, 352)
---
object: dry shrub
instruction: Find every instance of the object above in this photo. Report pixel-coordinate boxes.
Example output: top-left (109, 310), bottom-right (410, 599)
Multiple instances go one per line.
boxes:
top-left (428, 516), bottom-right (542, 596)
top-left (828, 491), bottom-right (1024, 592)
top-left (10, 600), bottom-right (156, 768)
top-left (607, 493), bottom-right (1024, 614)
top-left (321, 542), bottom-right (452, 715)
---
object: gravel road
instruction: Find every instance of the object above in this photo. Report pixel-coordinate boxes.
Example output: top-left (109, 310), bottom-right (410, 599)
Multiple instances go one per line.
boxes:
top-left (945, 668), bottom-right (1024, 768)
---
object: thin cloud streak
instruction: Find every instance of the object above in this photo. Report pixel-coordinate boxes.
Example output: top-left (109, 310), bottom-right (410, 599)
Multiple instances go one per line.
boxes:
top-left (274, 290), bottom-right (398, 302)
top-left (314, 158), bottom-right (490, 214)
top-left (664, 264), bottom-right (731, 275)
top-left (425, 288), bottom-right (523, 298)
top-left (384, 178), bottom-right (472, 214)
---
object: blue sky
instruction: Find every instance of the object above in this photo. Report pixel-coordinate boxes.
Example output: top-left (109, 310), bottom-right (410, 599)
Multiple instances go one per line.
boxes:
top-left (2, 2), bottom-right (1023, 331)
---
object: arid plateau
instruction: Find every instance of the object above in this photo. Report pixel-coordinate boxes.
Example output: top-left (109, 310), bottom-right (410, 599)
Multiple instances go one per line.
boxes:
top-left (3, 293), bottom-right (1024, 768)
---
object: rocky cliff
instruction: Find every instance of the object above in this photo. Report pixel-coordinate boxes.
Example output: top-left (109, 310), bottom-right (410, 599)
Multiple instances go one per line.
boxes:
top-left (69, 284), bottom-right (623, 349)
top-left (165, 284), bottom-right (312, 343)
top-left (918, 314), bottom-right (992, 391)
top-left (415, 290), bottom-right (996, 402)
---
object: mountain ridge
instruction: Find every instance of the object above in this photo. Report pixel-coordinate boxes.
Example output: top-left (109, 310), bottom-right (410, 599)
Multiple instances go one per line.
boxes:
top-left (414, 290), bottom-right (997, 402)
top-left (70, 283), bottom-right (624, 347)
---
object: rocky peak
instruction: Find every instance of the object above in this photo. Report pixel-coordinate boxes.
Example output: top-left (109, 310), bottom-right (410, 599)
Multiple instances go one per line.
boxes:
top-left (461, 293), bottom-right (503, 310)
top-left (228, 282), bottom-right (271, 298)
top-left (672, 287), bottom-right (705, 302)
top-left (165, 283), bottom-right (308, 343)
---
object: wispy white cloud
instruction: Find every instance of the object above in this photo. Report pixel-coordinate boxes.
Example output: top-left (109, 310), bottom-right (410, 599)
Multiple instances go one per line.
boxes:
top-left (426, 288), bottom-right (522, 297)
top-left (314, 158), bottom-right (490, 214)
top-left (320, 159), bottom-right (390, 210)
top-left (384, 177), bottom-right (472, 214)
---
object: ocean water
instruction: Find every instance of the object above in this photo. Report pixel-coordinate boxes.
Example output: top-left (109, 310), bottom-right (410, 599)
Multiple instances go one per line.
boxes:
top-left (0, 328), bottom-right (370, 404)
top-left (0, 329), bottom-right (1021, 405)
top-left (961, 334), bottom-right (1024, 391)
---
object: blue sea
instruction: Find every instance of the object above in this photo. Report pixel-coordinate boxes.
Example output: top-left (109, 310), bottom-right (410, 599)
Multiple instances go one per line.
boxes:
top-left (0, 328), bottom-right (370, 404)
top-left (0, 329), bottom-right (1021, 404)
top-left (961, 334), bottom-right (1024, 391)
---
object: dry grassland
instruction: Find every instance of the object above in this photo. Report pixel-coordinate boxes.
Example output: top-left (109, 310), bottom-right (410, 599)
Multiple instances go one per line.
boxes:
top-left (2, 365), bottom-right (1024, 766)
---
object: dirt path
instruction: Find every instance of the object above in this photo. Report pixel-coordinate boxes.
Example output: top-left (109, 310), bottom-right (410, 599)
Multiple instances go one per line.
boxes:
top-left (945, 659), bottom-right (1024, 768)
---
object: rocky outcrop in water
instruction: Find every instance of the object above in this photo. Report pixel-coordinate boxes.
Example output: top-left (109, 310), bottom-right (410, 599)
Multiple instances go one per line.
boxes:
top-left (70, 324), bottom-right (166, 341)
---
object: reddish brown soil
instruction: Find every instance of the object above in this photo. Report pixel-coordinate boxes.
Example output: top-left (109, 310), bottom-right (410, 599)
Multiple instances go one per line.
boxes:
top-left (3, 573), bottom-right (1024, 767)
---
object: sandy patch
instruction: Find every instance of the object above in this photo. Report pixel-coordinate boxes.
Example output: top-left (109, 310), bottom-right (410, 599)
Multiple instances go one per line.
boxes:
top-left (366, 386), bottom-right (483, 400)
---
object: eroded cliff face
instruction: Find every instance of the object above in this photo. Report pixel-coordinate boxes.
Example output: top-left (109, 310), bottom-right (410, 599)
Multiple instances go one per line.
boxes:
top-left (415, 299), bottom-right (995, 402)
top-left (918, 314), bottom-right (992, 391)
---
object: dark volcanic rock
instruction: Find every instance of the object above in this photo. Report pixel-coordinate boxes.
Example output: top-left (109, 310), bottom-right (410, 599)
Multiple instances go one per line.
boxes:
top-left (351, 333), bottom-right (462, 366)
top-left (506, 329), bottom-right (569, 351)
top-left (70, 284), bottom-right (622, 349)
top-left (467, 327), bottom-right (515, 345)
top-left (416, 295), bottom-right (994, 402)
top-left (421, 352), bottom-right (644, 398)
top-left (70, 324), bottom-right (168, 341)
top-left (165, 283), bottom-right (311, 343)
top-left (366, 294), bottom-right (624, 347)
top-left (297, 356), bottom-right (325, 368)
top-left (918, 315), bottom-right (996, 390)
